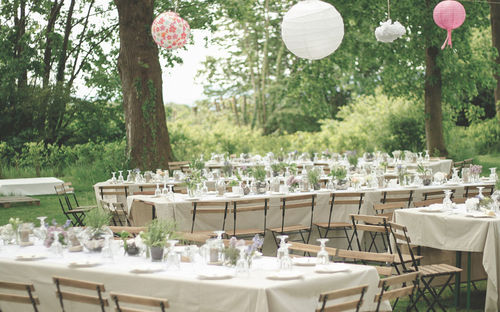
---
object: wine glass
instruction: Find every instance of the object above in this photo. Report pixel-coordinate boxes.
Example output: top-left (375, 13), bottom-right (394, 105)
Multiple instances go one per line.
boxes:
top-left (490, 168), bottom-right (498, 181)
top-left (276, 235), bottom-right (288, 260)
top-left (213, 231), bottom-right (225, 262)
top-left (424, 150), bottom-right (430, 162)
top-left (34, 216), bottom-right (48, 241)
top-left (117, 171), bottom-right (124, 183)
top-left (154, 183), bottom-right (161, 197)
top-left (279, 243), bottom-right (292, 272)
top-left (101, 233), bottom-right (114, 262)
top-left (317, 238), bottom-right (330, 265)
top-left (166, 240), bottom-right (180, 270)
top-left (477, 187), bottom-right (485, 200)
top-left (126, 170), bottom-right (132, 182)
top-left (50, 231), bottom-right (63, 257)
top-left (162, 183), bottom-right (168, 196)
top-left (442, 190), bottom-right (453, 211)
top-left (236, 245), bottom-right (249, 276)
top-left (111, 172), bottom-right (117, 184)
top-left (168, 185), bottom-right (175, 201)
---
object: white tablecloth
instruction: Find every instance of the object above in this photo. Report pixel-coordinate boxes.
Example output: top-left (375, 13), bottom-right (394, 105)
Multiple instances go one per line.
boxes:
top-left (394, 206), bottom-right (500, 312)
top-left (0, 177), bottom-right (64, 195)
top-left (0, 244), bottom-right (389, 312)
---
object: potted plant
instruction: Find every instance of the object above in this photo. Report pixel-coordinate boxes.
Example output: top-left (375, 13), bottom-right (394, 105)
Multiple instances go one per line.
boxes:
top-left (307, 167), bottom-right (321, 190)
top-left (119, 231), bottom-right (139, 256)
top-left (140, 219), bottom-right (176, 261)
top-left (185, 170), bottom-right (203, 197)
top-left (417, 164), bottom-right (432, 186)
top-left (251, 165), bottom-right (267, 194)
top-left (82, 208), bottom-right (112, 252)
top-left (329, 166), bottom-right (348, 189)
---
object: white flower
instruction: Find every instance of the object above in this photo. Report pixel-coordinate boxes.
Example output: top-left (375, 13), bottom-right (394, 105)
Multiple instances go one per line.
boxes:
top-left (465, 198), bottom-right (480, 211)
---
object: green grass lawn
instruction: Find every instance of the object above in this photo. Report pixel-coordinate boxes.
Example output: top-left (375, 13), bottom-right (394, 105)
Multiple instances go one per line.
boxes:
top-left (475, 153), bottom-right (500, 176)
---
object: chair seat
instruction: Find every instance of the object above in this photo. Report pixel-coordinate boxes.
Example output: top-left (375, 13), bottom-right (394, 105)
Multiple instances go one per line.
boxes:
top-left (231, 228), bottom-right (265, 236)
top-left (394, 254), bottom-right (424, 264)
top-left (268, 224), bottom-right (310, 233)
top-left (76, 205), bottom-right (96, 210)
top-left (418, 264), bottom-right (462, 277)
top-left (314, 222), bottom-right (352, 229)
top-left (68, 208), bottom-right (92, 213)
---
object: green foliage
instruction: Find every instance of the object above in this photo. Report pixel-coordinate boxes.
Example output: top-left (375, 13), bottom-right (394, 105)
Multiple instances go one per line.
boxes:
top-left (307, 167), bottom-right (321, 186)
top-left (329, 167), bottom-right (347, 180)
top-left (85, 208), bottom-right (111, 231)
top-left (250, 165), bottom-right (266, 182)
top-left (140, 219), bottom-right (177, 248)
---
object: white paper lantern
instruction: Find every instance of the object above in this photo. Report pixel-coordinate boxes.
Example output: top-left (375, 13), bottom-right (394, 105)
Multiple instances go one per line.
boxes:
top-left (281, 0), bottom-right (344, 60)
top-left (375, 19), bottom-right (406, 43)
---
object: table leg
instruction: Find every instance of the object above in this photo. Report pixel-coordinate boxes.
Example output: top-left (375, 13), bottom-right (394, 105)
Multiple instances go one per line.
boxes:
top-left (466, 252), bottom-right (471, 310)
top-left (455, 251), bottom-right (462, 307)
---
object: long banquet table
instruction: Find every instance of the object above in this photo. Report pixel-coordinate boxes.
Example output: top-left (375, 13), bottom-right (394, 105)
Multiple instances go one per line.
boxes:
top-left (394, 205), bottom-right (500, 312)
top-left (0, 243), bottom-right (390, 311)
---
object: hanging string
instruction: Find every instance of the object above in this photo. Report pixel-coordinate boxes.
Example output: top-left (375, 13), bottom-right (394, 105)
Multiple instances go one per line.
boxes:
top-left (174, 0), bottom-right (178, 12)
top-left (387, 0), bottom-right (391, 20)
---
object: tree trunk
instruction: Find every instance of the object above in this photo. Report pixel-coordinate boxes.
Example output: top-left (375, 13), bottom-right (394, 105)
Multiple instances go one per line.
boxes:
top-left (231, 96), bottom-right (240, 125)
top-left (43, 0), bottom-right (64, 88)
top-left (490, 0), bottom-right (500, 121)
top-left (15, 0), bottom-right (27, 89)
top-left (115, 0), bottom-right (173, 169)
top-left (242, 95), bottom-right (247, 125)
top-left (260, 0), bottom-right (269, 125)
top-left (424, 46), bottom-right (448, 156)
top-left (56, 0), bottom-right (76, 83)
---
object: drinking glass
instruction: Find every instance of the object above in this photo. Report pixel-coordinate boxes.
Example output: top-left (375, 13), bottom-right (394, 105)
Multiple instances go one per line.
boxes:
top-left (317, 238), bottom-right (330, 265)
top-left (111, 172), bottom-right (117, 184)
top-left (477, 187), bottom-right (485, 200)
top-left (279, 243), bottom-right (292, 271)
top-left (162, 183), bottom-right (168, 196)
top-left (101, 233), bottom-right (114, 262)
top-left (126, 170), bottom-right (132, 182)
top-left (34, 216), bottom-right (48, 241)
top-left (154, 183), bottom-right (161, 197)
top-left (168, 185), bottom-right (175, 201)
top-left (442, 190), bottom-right (453, 211)
top-left (166, 240), bottom-right (181, 270)
top-left (214, 231), bottom-right (225, 263)
top-left (50, 231), bottom-right (63, 257)
top-left (236, 245), bottom-right (249, 275)
top-left (276, 235), bottom-right (288, 260)
top-left (424, 150), bottom-right (430, 162)
top-left (117, 171), bottom-right (124, 183)
top-left (490, 168), bottom-right (498, 181)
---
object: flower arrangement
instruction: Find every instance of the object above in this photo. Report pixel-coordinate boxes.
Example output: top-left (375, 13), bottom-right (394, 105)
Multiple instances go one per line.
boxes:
top-left (224, 234), bottom-right (263, 266)
top-left (307, 167), bottom-right (321, 190)
top-left (190, 159), bottom-right (205, 171)
top-left (251, 165), bottom-right (267, 182)
top-left (470, 165), bottom-right (483, 176)
top-left (44, 219), bottom-right (71, 247)
top-left (185, 170), bottom-right (204, 190)
top-left (286, 175), bottom-right (300, 191)
top-left (140, 219), bottom-right (177, 248)
top-left (8, 217), bottom-right (23, 233)
top-left (222, 160), bottom-right (233, 177)
top-left (329, 166), bottom-right (347, 180)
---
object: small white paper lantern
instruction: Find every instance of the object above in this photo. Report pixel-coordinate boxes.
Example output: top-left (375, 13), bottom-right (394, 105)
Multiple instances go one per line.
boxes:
top-left (375, 19), bottom-right (406, 43)
top-left (281, 0), bottom-right (344, 60)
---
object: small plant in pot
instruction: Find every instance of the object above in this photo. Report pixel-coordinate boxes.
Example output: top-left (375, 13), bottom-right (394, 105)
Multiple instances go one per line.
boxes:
top-left (82, 208), bottom-right (112, 252)
top-left (329, 166), bottom-right (348, 190)
top-left (119, 231), bottom-right (139, 256)
top-left (307, 167), bottom-right (321, 190)
top-left (250, 166), bottom-right (267, 194)
top-left (140, 219), bottom-right (177, 262)
top-left (417, 164), bottom-right (432, 186)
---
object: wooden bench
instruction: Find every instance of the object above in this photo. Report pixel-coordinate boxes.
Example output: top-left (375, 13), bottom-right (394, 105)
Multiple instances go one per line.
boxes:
top-left (0, 196), bottom-right (40, 208)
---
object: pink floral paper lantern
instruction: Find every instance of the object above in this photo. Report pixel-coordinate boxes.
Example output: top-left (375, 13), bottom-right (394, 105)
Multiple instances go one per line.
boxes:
top-left (433, 0), bottom-right (466, 50)
top-left (151, 12), bottom-right (190, 50)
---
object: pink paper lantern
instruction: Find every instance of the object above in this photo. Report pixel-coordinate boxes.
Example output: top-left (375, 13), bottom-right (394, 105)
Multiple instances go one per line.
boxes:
top-left (433, 0), bottom-right (466, 50)
top-left (151, 12), bottom-right (190, 50)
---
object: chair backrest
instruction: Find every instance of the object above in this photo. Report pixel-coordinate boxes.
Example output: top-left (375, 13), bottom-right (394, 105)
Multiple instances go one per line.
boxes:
top-left (133, 191), bottom-right (156, 195)
top-left (138, 184), bottom-right (156, 192)
top-left (412, 198), bottom-right (442, 207)
top-left (0, 280), bottom-right (40, 311)
top-left (374, 272), bottom-right (419, 312)
top-left (336, 249), bottom-right (395, 277)
top-left (422, 189), bottom-right (455, 201)
top-left (110, 292), bottom-right (169, 312)
top-left (279, 194), bottom-right (316, 230)
top-left (168, 161), bottom-right (189, 171)
top-left (231, 198), bottom-right (268, 237)
top-left (350, 214), bottom-right (391, 253)
top-left (109, 226), bottom-right (146, 236)
top-left (55, 182), bottom-right (79, 211)
top-left (387, 222), bottom-right (419, 273)
top-left (380, 190), bottom-right (413, 207)
top-left (99, 185), bottom-right (129, 199)
top-left (372, 202), bottom-right (406, 221)
top-left (190, 201), bottom-right (231, 233)
top-left (316, 284), bottom-right (368, 312)
top-left (464, 184), bottom-right (494, 198)
top-left (288, 242), bottom-right (336, 256)
top-left (53, 276), bottom-right (108, 312)
top-left (101, 200), bottom-right (128, 226)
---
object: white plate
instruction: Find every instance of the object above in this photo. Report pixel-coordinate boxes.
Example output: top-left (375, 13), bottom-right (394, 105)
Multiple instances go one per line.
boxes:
top-left (197, 271), bottom-right (234, 280)
top-left (16, 254), bottom-right (46, 261)
top-left (68, 260), bottom-right (101, 268)
top-left (267, 271), bottom-right (303, 280)
top-left (315, 263), bottom-right (351, 274)
top-left (185, 197), bottom-right (200, 201)
top-left (224, 193), bottom-right (241, 198)
top-left (292, 257), bottom-right (317, 266)
top-left (130, 264), bottom-right (164, 274)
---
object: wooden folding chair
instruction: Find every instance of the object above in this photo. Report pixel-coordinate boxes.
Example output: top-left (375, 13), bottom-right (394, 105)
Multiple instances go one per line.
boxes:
top-left (350, 214), bottom-right (391, 254)
top-left (168, 161), bottom-right (189, 172)
top-left (190, 200), bottom-right (231, 236)
top-left (413, 198), bottom-right (444, 207)
top-left (316, 284), bottom-right (368, 312)
top-left (138, 184), bottom-right (156, 193)
top-left (230, 198), bottom-right (268, 238)
top-left (374, 272), bottom-right (419, 312)
top-left (464, 184), bottom-right (494, 198)
top-left (53, 276), bottom-right (108, 312)
top-left (0, 280), bottom-right (40, 312)
top-left (372, 201), bottom-right (406, 222)
top-left (380, 190), bottom-right (413, 207)
top-left (110, 292), bottom-right (169, 312)
top-left (422, 189), bottom-right (456, 201)
top-left (388, 222), bottom-right (462, 311)
top-left (54, 184), bottom-right (93, 226)
top-left (133, 191), bottom-right (156, 195)
top-left (101, 200), bottom-right (130, 226)
top-left (314, 192), bottom-right (364, 250)
top-left (336, 249), bottom-right (396, 277)
top-left (268, 194), bottom-right (316, 246)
